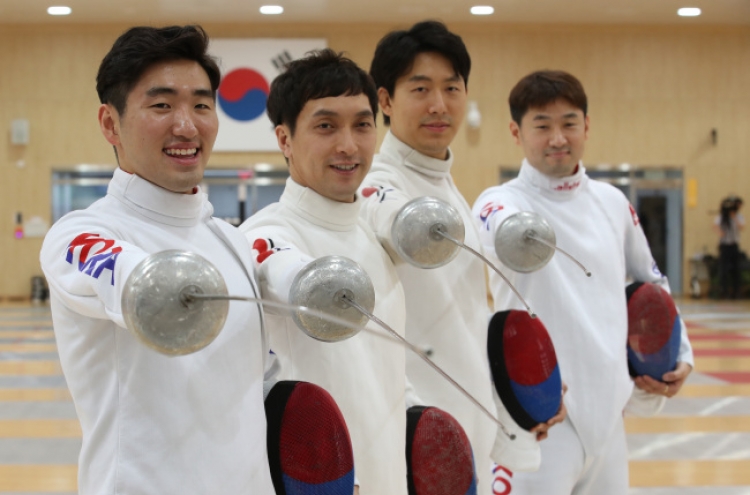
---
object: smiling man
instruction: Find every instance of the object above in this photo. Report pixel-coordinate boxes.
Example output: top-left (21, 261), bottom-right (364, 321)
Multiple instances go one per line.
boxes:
top-left (40, 25), bottom-right (274, 494)
top-left (509, 97), bottom-right (589, 179)
top-left (98, 60), bottom-right (214, 193)
top-left (472, 70), bottom-right (694, 495)
top-left (358, 20), bottom-right (497, 493)
top-left (239, 49), bottom-right (408, 495)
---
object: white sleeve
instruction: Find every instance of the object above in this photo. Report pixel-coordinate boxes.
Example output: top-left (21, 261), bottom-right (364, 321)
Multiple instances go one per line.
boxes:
top-left (623, 198), bottom-right (668, 287)
top-left (358, 183), bottom-right (412, 263)
top-left (675, 319), bottom-right (694, 369)
top-left (471, 189), bottom-right (524, 266)
top-left (263, 350), bottom-right (282, 400)
top-left (489, 388), bottom-right (541, 472)
top-left (623, 386), bottom-right (667, 417)
top-left (471, 190), bottom-right (545, 471)
top-left (40, 223), bottom-right (150, 328)
top-left (404, 376), bottom-right (425, 409)
top-left (243, 227), bottom-right (314, 315)
top-left (623, 200), bottom-right (694, 368)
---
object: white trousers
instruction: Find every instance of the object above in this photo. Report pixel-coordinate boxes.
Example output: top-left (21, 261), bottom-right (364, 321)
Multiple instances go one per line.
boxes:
top-left (489, 416), bottom-right (628, 495)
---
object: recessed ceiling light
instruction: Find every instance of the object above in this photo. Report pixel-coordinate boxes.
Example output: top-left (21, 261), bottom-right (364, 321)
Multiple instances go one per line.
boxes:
top-left (47, 6), bottom-right (72, 16)
top-left (260, 5), bottom-right (284, 15)
top-left (677, 7), bottom-right (701, 17)
top-left (471, 5), bottom-right (495, 15)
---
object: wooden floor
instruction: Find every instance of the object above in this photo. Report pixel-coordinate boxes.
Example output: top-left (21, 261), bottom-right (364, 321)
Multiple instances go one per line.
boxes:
top-left (627, 299), bottom-right (750, 495)
top-left (1, 299), bottom-right (750, 494)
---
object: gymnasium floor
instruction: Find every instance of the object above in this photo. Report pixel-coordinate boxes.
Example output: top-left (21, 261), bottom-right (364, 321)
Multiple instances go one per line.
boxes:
top-left (1, 298), bottom-right (749, 494)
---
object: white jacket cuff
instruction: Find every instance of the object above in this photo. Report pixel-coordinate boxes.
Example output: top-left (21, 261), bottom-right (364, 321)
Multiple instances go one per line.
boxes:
top-left (490, 388), bottom-right (541, 472)
top-left (624, 385), bottom-right (667, 417)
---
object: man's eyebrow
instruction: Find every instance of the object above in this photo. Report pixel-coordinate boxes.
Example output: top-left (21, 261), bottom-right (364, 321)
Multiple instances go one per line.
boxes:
top-left (532, 112), bottom-right (581, 121)
top-left (145, 87), bottom-right (213, 98)
top-left (311, 109), bottom-right (374, 119)
top-left (145, 87), bottom-right (177, 97)
top-left (194, 88), bottom-right (214, 98)
top-left (311, 109), bottom-right (339, 118)
top-left (407, 74), bottom-right (462, 83)
top-left (407, 74), bottom-right (432, 83)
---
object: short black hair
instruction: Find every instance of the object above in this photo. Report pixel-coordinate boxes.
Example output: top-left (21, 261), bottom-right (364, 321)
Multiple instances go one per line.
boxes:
top-left (370, 20), bottom-right (471, 125)
top-left (96, 25), bottom-right (221, 115)
top-left (266, 48), bottom-right (378, 135)
top-left (509, 70), bottom-right (588, 125)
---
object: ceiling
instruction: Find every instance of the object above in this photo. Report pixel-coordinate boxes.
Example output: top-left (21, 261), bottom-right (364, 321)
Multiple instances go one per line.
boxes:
top-left (3, 0), bottom-right (750, 25)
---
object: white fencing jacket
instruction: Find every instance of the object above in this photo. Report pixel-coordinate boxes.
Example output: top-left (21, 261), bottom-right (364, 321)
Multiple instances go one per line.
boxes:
top-left (472, 160), bottom-right (694, 462)
top-left (360, 131), bottom-right (496, 492)
top-left (240, 178), bottom-right (408, 495)
top-left (40, 169), bottom-right (274, 495)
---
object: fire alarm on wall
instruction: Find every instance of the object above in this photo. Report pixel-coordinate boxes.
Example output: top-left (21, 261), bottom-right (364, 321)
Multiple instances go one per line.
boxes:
top-left (11, 119), bottom-right (30, 145)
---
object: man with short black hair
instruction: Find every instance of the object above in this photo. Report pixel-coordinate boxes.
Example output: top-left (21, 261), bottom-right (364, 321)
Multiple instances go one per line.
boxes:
top-left (472, 69), bottom-right (694, 494)
top-left (361, 20), bottom-right (499, 492)
top-left (240, 49), bottom-right (408, 495)
top-left (40, 25), bottom-right (274, 494)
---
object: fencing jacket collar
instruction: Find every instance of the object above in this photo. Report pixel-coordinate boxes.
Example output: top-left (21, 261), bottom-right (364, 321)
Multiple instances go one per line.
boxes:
top-left (518, 158), bottom-right (588, 201)
top-left (108, 168), bottom-right (206, 227)
top-left (280, 177), bottom-right (361, 232)
top-left (378, 131), bottom-right (453, 179)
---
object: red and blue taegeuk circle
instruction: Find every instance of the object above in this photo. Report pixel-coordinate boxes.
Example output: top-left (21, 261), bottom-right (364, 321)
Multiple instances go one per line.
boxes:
top-left (218, 68), bottom-right (270, 122)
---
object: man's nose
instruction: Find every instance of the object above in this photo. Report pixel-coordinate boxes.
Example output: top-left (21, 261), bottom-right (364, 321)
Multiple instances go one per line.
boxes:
top-left (427, 91), bottom-right (448, 115)
top-left (336, 128), bottom-right (357, 155)
top-left (549, 127), bottom-right (567, 147)
top-left (173, 107), bottom-right (198, 138)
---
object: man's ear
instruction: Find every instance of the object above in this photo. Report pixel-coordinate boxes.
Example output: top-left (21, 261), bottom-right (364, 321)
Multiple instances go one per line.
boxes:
top-left (98, 104), bottom-right (121, 146)
top-left (584, 114), bottom-right (590, 141)
top-left (275, 124), bottom-right (293, 161)
top-left (509, 120), bottom-right (522, 146)
top-left (377, 87), bottom-right (393, 118)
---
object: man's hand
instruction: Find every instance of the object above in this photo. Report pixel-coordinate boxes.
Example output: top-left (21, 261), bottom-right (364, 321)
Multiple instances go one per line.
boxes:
top-left (634, 361), bottom-right (692, 398)
top-left (354, 485), bottom-right (359, 495)
top-left (531, 382), bottom-right (568, 441)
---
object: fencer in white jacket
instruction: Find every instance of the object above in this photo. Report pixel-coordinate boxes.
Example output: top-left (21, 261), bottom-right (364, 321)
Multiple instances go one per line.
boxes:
top-left (472, 70), bottom-right (694, 495)
top-left (242, 178), bottom-right (407, 494)
top-left (240, 50), bottom-right (408, 494)
top-left (360, 132), bottom-right (497, 483)
top-left (39, 27), bottom-right (275, 494)
top-left (41, 170), bottom-right (275, 494)
top-left (362, 21), bottom-right (501, 492)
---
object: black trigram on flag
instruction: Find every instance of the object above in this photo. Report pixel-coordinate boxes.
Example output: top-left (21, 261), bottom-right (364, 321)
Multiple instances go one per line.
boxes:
top-left (271, 50), bottom-right (293, 72)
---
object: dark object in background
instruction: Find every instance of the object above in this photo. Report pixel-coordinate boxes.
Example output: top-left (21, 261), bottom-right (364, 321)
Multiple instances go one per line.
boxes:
top-left (31, 276), bottom-right (49, 304)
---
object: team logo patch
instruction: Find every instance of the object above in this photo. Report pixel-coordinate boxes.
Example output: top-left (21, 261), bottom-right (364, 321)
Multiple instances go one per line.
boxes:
top-left (479, 202), bottom-right (504, 230)
top-left (629, 204), bottom-right (640, 226)
top-left (65, 233), bottom-right (122, 285)
top-left (360, 185), bottom-right (393, 203)
top-left (252, 238), bottom-right (289, 263)
top-left (553, 180), bottom-right (581, 192)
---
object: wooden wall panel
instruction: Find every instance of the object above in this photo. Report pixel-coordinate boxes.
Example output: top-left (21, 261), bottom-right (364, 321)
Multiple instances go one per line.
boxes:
top-left (0, 22), bottom-right (748, 295)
